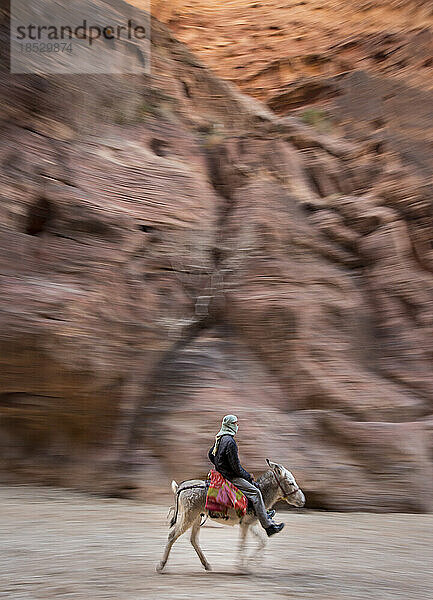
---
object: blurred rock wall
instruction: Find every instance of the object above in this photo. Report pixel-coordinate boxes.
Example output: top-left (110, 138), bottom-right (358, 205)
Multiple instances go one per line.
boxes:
top-left (0, 1), bottom-right (432, 511)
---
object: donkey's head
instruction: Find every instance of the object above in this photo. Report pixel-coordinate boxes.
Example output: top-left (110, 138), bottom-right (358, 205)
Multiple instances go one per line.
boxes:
top-left (266, 459), bottom-right (305, 508)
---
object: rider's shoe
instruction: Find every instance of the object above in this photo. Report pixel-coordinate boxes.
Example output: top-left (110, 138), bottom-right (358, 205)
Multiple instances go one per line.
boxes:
top-left (265, 522), bottom-right (285, 537)
top-left (267, 509), bottom-right (276, 519)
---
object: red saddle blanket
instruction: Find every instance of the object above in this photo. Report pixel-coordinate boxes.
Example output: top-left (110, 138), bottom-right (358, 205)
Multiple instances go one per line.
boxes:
top-left (205, 469), bottom-right (247, 518)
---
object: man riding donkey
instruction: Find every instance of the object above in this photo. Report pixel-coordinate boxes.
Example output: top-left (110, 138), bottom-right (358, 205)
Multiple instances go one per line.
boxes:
top-left (157, 414), bottom-right (304, 572)
top-left (209, 414), bottom-right (285, 537)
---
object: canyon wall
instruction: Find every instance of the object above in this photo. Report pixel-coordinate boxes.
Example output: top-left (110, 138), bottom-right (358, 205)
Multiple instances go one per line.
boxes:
top-left (0, 0), bottom-right (432, 510)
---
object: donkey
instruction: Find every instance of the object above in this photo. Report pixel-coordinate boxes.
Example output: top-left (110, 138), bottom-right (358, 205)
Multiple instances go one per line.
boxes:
top-left (156, 459), bottom-right (305, 573)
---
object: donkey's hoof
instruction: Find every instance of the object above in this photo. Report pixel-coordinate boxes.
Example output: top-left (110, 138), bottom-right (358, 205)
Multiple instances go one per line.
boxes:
top-left (156, 561), bottom-right (166, 573)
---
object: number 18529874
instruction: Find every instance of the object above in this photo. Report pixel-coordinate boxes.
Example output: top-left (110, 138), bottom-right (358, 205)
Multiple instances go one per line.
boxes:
top-left (19, 42), bottom-right (73, 54)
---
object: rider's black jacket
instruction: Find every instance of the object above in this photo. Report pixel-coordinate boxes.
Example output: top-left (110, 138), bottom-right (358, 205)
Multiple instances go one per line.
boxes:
top-left (208, 434), bottom-right (253, 483)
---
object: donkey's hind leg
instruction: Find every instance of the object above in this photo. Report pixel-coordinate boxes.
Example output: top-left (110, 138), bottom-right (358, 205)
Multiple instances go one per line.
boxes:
top-left (156, 513), bottom-right (194, 573)
top-left (190, 517), bottom-right (211, 571)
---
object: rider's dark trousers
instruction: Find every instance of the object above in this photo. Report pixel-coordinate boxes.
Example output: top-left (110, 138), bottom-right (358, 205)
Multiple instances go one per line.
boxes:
top-left (230, 477), bottom-right (273, 529)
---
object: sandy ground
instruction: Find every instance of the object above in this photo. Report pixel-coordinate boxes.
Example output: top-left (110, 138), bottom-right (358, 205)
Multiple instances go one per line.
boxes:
top-left (1, 486), bottom-right (433, 600)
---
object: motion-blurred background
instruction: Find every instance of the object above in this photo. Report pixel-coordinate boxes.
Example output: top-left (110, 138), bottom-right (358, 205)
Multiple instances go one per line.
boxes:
top-left (0, 0), bottom-right (432, 513)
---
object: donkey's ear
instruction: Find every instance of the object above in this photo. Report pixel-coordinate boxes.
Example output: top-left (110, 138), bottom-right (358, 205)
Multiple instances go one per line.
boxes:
top-left (266, 459), bottom-right (278, 470)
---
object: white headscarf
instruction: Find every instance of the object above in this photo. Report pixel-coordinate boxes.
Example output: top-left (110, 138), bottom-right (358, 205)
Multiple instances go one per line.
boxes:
top-left (212, 414), bottom-right (238, 455)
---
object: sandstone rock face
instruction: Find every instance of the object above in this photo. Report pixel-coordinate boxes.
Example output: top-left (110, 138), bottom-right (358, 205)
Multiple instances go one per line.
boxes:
top-left (0, 2), bottom-right (432, 511)
top-left (164, 0), bottom-right (433, 103)
top-left (130, 0), bottom-right (181, 22)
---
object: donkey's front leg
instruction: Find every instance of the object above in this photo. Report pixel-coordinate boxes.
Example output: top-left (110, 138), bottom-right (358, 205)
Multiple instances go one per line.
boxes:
top-left (237, 523), bottom-right (250, 572)
top-left (249, 522), bottom-right (267, 564)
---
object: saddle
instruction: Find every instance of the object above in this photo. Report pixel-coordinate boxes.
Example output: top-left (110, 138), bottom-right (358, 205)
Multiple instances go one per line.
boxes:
top-left (205, 469), bottom-right (248, 520)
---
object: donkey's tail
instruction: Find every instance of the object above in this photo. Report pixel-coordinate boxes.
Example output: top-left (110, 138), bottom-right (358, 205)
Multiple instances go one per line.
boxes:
top-left (169, 481), bottom-right (179, 528)
top-left (166, 505), bottom-right (175, 526)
